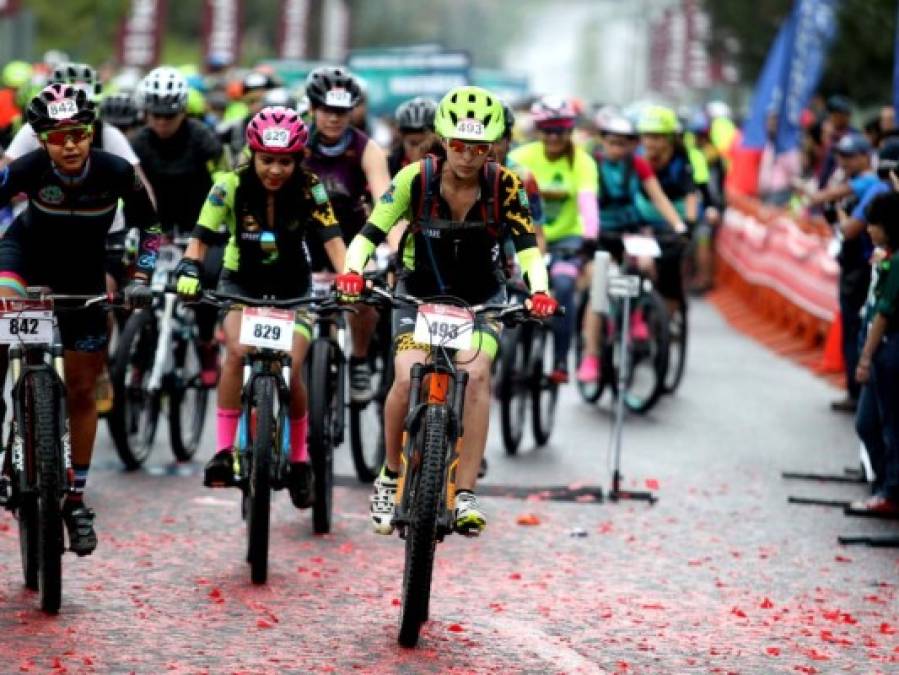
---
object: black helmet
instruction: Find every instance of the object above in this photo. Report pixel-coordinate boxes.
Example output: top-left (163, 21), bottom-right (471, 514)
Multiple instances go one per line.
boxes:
top-left (243, 70), bottom-right (280, 93)
top-left (877, 138), bottom-right (899, 179)
top-left (27, 83), bottom-right (96, 133)
top-left (49, 62), bottom-right (101, 99)
top-left (502, 103), bottom-right (515, 139)
top-left (262, 87), bottom-right (298, 110)
top-left (305, 66), bottom-right (362, 109)
top-left (100, 92), bottom-right (140, 129)
top-left (395, 97), bottom-right (437, 132)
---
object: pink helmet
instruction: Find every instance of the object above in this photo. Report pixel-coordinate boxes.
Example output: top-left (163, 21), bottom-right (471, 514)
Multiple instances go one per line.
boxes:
top-left (531, 96), bottom-right (577, 129)
top-left (246, 106), bottom-right (308, 154)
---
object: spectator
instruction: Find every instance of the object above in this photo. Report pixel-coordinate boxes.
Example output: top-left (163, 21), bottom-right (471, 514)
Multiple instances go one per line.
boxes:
top-left (852, 191), bottom-right (899, 514)
top-left (759, 111), bottom-right (802, 205)
top-left (818, 95), bottom-right (857, 187)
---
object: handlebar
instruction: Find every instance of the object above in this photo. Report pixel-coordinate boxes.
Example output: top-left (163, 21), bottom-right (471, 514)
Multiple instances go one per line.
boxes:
top-left (195, 290), bottom-right (354, 316)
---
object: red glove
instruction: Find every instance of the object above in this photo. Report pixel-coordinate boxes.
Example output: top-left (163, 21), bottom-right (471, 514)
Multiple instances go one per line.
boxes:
top-left (335, 271), bottom-right (364, 300)
top-left (529, 292), bottom-right (558, 318)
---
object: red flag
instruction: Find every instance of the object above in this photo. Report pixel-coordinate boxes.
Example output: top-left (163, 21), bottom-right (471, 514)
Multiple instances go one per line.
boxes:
top-left (203, 0), bottom-right (243, 67)
top-left (118, 0), bottom-right (166, 68)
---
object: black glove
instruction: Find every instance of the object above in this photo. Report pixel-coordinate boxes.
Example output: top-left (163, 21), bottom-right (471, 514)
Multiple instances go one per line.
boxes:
top-left (124, 279), bottom-right (154, 309)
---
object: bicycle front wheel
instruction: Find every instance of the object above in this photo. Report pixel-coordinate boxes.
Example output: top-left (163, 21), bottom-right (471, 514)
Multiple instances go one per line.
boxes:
top-left (398, 404), bottom-right (448, 648)
top-left (349, 346), bottom-right (387, 483)
top-left (169, 319), bottom-right (209, 462)
top-left (107, 309), bottom-right (160, 469)
top-left (499, 326), bottom-right (528, 455)
top-left (247, 376), bottom-right (275, 585)
top-left (308, 340), bottom-right (335, 534)
top-left (29, 370), bottom-right (63, 613)
top-left (663, 303), bottom-right (688, 394)
top-left (530, 328), bottom-right (558, 446)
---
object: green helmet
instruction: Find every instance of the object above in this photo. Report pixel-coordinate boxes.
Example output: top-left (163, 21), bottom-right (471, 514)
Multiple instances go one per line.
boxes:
top-left (434, 86), bottom-right (505, 142)
top-left (638, 105), bottom-right (680, 135)
top-left (187, 87), bottom-right (206, 117)
top-left (2, 60), bottom-right (32, 89)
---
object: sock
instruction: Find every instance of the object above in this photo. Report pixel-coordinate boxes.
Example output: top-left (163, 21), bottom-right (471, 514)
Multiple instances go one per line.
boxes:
top-left (67, 463), bottom-right (89, 504)
top-left (216, 408), bottom-right (241, 454)
top-left (289, 414), bottom-right (308, 463)
top-left (383, 466), bottom-right (399, 479)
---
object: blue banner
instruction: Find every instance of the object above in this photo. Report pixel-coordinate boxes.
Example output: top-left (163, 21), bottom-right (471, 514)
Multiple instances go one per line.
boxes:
top-left (742, 0), bottom-right (840, 152)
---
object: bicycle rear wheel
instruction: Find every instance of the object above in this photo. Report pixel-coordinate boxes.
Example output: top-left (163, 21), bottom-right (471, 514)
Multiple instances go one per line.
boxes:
top-left (169, 318), bottom-right (209, 462)
top-left (308, 340), bottom-right (335, 534)
top-left (246, 376), bottom-right (275, 585)
top-left (499, 326), bottom-right (528, 455)
top-left (622, 291), bottom-right (670, 415)
top-left (398, 404), bottom-right (448, 648)
top-left (107, 309), bottom-right (160, 469)
top-left (530, 328), bottom-right (558, 446)
top-left (29, 370), bottom-right (63, 613)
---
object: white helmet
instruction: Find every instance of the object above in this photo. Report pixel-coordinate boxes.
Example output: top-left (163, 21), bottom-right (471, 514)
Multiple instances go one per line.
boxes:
top-left (599, 114), bottom-right (636, 137)
top-left (138, 66), bottom-right (188, 115)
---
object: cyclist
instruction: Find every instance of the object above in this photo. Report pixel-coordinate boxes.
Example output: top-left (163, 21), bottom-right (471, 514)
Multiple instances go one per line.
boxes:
top-left (0, 61), bottom-right (31, 149)
top-left (635, 105), bottom-right (699, 311)
top-left (387, 96), bottom-right (443, 177)
top-left (0, 84), bottom-right (160, 555)
top-left (508, 96), bottom-right (598, 383)
top-left (99, 92), bottom-right (142, 139)
top-left (303, 66), bottom-right (391, 401)
top-left (336, 86), bottom-right (557, 535)
top-left (218, 70), bottom-right (280, 167)
top-left (131, 66), bottom-right (227, 387)
top-left (577, 114), bottom-right (687, 383)
top-left (175, 107), bottom-right (346, 509)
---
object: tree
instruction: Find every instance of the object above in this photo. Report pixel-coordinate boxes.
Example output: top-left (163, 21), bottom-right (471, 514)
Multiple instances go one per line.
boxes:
top-left (704, 0), bottom-right (897, 107)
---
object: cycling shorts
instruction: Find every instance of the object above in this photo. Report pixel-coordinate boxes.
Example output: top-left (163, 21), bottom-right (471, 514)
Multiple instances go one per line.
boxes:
top-left (217, 271), bottom-right (313, 342)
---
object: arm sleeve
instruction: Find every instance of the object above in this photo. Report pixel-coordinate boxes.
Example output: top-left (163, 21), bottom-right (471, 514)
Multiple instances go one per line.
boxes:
top-left (574, 151), bottom-right (599, 238)
top-left (194, 173), bottom-right (236, 244)
top-left (3, 123), bottom-right (38, 162)
top-left (516, 247), bottom-right (548, 294)
top-left (0, 216), bottom-right (28, 295)
top-left (633, 155), bottom-right (655, 180)
top-left (499, 167), bottom-right (539, 252)
top-left (102, 125), bottom-right (140, 165)
top-left (303, 172), bottom-right (342, 243)
top-left (120, 164), bottom-right (162, 281)
top-left (0, 152), bottom-right (40, 206)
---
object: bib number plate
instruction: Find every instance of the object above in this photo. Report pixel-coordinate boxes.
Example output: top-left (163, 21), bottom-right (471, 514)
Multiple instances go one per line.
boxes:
top-left (239, 307), bottom-right (294, 351)
top-left (413, 304), bottom-right (473, 350)
top-left (622, 235), bottom-right (662, 258)
top-left (325, 89), bottom-right (352, 107)
top-left (0, 310), bottom-right (53, 344)
top-left (608, 275), bottom-right (641, 298)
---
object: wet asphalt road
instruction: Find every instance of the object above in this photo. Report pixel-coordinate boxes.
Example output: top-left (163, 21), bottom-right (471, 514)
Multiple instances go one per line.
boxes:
top-left (1, 300), bottom-right (898, 673)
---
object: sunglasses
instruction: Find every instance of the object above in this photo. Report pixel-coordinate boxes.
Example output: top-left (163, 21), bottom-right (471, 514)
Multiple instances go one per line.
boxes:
top-left (447, 138), bottom-right (492, 157)
top-left (39, 126), bottom-right (93, 146)
top-left (539, 126), bottom-right (572, 137)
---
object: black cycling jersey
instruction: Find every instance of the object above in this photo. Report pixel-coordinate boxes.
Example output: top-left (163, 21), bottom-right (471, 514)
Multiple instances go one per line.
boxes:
top-left (0, 148), bottom-right (160, 294)
top-left (131, 117), bottom-right (223, 236)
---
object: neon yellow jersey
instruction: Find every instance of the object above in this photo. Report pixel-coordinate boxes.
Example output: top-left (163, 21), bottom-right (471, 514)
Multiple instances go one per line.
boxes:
top-left (508, 141), bottom-right (597, 243)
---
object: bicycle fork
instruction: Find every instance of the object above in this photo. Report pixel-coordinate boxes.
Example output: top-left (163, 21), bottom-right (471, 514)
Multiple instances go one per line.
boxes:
top-left (394, 365), bottom-right (468, 540)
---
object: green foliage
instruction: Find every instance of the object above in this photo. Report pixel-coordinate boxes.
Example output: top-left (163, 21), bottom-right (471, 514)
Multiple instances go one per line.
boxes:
top-left (704, 0), bottom-right (897, 106)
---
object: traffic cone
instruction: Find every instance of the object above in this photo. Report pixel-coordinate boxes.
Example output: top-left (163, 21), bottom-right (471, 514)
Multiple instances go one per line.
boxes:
top-left (817, 314), bottom-right (844, 374)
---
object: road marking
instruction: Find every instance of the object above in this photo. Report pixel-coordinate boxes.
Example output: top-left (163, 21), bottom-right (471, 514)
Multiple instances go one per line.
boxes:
top-left (483, 616), bottom-right (600, 673)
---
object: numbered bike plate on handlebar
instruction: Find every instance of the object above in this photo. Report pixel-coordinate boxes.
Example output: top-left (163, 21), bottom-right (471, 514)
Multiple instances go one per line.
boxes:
top-left (622, 235), bottom-right (662, 259)
top-left (239, 307), bottom-right (294, 351)
top-left (413, 304), bottom-right (474, 350)
top-left (0, 309), bottom-right (53, 344)
top-left (608, 275), bottom-right (641, 299)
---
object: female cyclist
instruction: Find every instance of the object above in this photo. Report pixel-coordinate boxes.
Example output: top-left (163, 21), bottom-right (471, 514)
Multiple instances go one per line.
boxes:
top-left (303, 66), bottom-right (390, 402)
top-left (508, 96), bottom-right (598, 382)
top-left (175, 106), bottom-right (346, 509)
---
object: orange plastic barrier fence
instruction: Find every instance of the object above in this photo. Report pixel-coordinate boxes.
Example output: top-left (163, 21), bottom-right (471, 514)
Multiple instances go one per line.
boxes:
top-left (709, 195), bottom-right (845, 387)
